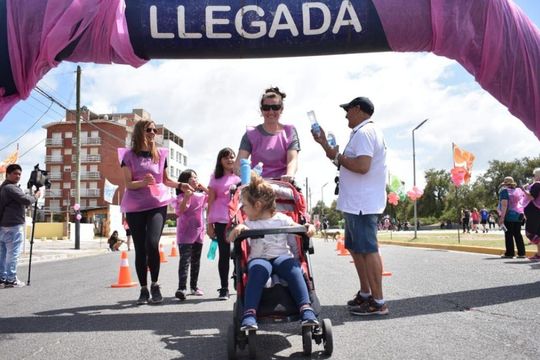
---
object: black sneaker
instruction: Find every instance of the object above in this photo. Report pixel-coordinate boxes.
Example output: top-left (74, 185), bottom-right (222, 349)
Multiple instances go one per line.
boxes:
top-left (137, 287), bottom-right (150, 305)
top-left (218, 288), bottom-right (229, 300)
top-left (175, 288), bottom-right (187, 301)
top-left (4, 278), bottom-right (25, 288)
top-left (347, 291), bottom-right (370, 308)
top-left (0, 278), bottom-right (6, 289)
top-left (149, 284), bottom-right (163, 304)
top-left (350, 298), bottom-right (389, 316)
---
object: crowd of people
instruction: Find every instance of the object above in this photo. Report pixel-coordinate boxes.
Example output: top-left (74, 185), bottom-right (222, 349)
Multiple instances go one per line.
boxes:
top-left (1, 86), bottom-right (538, 331)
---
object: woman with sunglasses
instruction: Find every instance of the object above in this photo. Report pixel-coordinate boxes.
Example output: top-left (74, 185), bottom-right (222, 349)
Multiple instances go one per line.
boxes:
top-left (120, 120), bottom-right (193, 305)
top-left (236, 87), bottom-right (300, 182)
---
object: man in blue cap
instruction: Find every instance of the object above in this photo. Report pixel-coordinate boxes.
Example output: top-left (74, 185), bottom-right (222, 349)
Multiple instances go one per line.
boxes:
top-left (312, 96), bottom-right (388, 316)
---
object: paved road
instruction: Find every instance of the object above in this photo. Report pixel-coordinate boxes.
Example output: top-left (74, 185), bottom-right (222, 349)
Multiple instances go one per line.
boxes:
top-left (2, 240), bottom-right (539, 359)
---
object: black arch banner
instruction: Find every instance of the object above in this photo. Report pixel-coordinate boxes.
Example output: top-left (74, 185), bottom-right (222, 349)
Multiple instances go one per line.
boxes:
top-left (0, 0), bottom-right (538, 139)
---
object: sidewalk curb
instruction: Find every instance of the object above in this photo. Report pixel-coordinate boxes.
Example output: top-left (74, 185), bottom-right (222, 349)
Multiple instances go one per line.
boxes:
top-left (19, 249), bottom-right (110, 265)
top-left (379, 240), bottom-right (536, 256)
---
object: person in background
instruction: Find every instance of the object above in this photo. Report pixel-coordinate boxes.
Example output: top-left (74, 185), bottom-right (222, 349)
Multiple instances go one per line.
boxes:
top-left (120, 120), bottom-right (193, 305)
top-left (312, 96), bottom-right (389, 316)
top-left (479, 206), bottom-right (489, 233)
top-left (471, 208), bottom-right (480, 233)
top-left (0, 164), bottom-right (41, 288)
top-left (236, 87), bottom-right (300, 183)
top-left (523, 168), bottom-right (540, 262)
top-left (488, 212), bottom-right (497, 230)
top-left (497, 176), bottom-right (526, 259)
top-left (226, 174), bottom-right (318, 330)
top-left (174, 169), bottom-right (209, 300)
top-left (107, 230), bottom-right (124, 251)
top-left (207, 147), bottom-right (241, 300)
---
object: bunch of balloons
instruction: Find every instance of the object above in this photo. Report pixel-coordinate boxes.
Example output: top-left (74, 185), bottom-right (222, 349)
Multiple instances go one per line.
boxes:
top-left (407, 186), bottom-right (424, 201)
top-left (450, 167), bottom-right (467, 187)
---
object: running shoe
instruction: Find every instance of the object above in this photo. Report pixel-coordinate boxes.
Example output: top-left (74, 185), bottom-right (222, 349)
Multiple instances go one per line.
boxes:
top-left (350, 298), bottom-right (389, 316)
top-left (149, 284), bottom-right (163, 304)
top-left (137, 287), bottom-right (150, 305)
top-left (175, 289), bottom-right (187, 301)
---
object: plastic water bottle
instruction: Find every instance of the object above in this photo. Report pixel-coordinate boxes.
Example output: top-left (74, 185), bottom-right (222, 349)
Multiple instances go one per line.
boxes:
top-left (307, 110), bottom-right (320, 136)
top-left (327, 132), bottom-right (337, 148)
top-left (240, 158), bottom-right (251, 185)
top-left (253, 162), bottom-right (264, 176)
top-left (207, 238), bottom-right (218, 260)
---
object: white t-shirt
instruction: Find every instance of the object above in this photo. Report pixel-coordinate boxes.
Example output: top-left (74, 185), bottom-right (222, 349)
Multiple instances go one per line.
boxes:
top-left (337, 120), bottom-right (387, 215)
top-left (245, 212), bottom-right (298, 260)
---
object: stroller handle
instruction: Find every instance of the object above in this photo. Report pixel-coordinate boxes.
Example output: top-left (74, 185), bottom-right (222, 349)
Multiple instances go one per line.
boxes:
top-left (233, 226), bottom-right (308, 243)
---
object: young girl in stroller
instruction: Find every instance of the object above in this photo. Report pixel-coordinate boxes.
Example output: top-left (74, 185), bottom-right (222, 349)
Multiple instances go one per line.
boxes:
top-left (227, 174), bottom-right (318, 331)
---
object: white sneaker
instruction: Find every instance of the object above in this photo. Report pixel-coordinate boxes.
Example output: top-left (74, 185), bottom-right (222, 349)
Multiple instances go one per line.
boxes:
top-left (5, 278), bottom-right (25, 288)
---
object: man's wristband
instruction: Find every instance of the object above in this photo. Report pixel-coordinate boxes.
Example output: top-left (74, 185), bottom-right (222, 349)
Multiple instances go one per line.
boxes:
top-left (333, 153), bottom-right (340, 166)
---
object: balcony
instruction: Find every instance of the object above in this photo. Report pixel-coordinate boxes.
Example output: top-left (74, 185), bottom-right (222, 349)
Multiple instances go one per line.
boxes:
top-left (45, 155), bottom-right (63, 163)
top-left (46, 138), bottom-right (63, 147)
top-left (77, 154), bottom-right (101, 163)
top-left (72, 137), bottom-right (102, 146)
top-left (48, 172), bottom-right (62, 180)
top-left (45, 189), bottom-right (63, 198)
top-left (71, 171), bottom-right (101, 180)
top-left (70, 188), bottom-right (100, 198)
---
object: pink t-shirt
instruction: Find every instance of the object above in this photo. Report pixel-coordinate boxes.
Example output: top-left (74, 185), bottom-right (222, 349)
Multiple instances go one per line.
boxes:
top-left (207, 173), bottom-right (241, 224)
top-left (175, 192), bottom-right (207, 244)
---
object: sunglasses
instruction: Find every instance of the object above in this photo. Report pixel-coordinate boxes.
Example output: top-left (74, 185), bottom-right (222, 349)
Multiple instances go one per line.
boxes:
top-left (146, 128), bottom-right (158, 134)
top-left (261, 104), bottom-right (282, 111)
top-left (334, 175), bottom-right (340, 195)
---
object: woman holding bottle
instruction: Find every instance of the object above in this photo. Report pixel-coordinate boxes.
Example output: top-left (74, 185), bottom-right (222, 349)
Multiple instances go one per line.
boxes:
top-left (235, 87), bottom-right (300, 182)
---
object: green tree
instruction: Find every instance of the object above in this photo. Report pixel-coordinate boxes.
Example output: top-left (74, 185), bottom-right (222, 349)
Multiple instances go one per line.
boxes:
top-left (417, 169), bottom-right (450, 218)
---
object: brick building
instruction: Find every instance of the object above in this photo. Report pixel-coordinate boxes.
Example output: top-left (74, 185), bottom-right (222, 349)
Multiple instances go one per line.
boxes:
top-left (42, 108), bottom-right (188, 229)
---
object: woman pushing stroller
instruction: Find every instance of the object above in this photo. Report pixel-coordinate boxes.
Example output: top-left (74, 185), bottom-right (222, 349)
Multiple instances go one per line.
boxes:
top-left (227, 174), bottom-right (318, 331)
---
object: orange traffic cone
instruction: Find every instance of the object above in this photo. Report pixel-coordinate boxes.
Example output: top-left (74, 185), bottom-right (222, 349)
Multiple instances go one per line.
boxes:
top-left (111, 251), bottom-right (137, 288)
top-left (159, 243), bottom-right (168, 263)
top-left (380, 250), bottom-right (392, 277)
top-left (338, 239), bottom-right (350, 256)
top-left (169, 241), bottom-right (179, 257)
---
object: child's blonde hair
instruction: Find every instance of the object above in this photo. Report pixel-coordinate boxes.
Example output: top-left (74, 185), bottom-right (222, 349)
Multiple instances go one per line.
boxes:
top-left (241, 173), bottom-right (276, 213)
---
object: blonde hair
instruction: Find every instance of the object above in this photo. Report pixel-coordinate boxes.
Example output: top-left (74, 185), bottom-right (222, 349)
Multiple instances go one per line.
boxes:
top-left (131, 120), bottom-right (159, 163)
top-left (533, 168), bottom-right (540, 179)
top-left (241, 173), bottom-right (276, 213)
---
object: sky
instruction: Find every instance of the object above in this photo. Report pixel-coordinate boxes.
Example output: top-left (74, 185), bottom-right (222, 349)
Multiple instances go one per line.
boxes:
top-left (0, 0), bottom-right (539, 209)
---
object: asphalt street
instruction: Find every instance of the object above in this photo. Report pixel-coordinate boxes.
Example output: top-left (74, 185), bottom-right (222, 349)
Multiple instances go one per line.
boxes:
top-left (1, 240), bottom-right (539, 359)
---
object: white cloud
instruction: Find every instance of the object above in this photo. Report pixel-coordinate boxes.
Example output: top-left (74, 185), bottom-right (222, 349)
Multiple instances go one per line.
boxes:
top-left (1, 51), bottom-right (538, 208)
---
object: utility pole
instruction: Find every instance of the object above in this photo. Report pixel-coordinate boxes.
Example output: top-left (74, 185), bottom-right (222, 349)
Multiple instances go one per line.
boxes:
top-left (74, 66), bottom-right (81, 250)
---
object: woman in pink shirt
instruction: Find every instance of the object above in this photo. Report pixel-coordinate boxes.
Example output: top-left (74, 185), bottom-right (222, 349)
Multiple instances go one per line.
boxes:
top-left (235, 87), bottom-right (300, 182)
top-left (207, 148), bottom-right (241, 300)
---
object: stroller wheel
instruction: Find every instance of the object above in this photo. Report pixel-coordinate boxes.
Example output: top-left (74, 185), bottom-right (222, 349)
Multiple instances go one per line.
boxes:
top-left (227, 324), bottom-right (237, 360)
top-left (248, 330), bottom-right (257, 359)
top-left (302, 326), bottom-right (312, 356)
top-left (322, 318), bottom-right (334, 356)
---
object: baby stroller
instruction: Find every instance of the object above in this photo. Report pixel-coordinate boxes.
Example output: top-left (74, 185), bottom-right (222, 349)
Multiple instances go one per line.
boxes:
top-left (226, 180), bottom-right (333, 359)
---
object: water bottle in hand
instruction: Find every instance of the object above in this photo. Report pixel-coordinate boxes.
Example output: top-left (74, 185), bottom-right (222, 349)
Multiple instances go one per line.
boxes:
top-left (240, 159), bottom-right (251, 184)
top-left (253, 162), bottom-right (264, 176)
top-left (207, 238), bottom-right (218, 260)
top-left (307, 110), bottom-right (321, 136)
top-left (327, 132), bottom-right (337, 148)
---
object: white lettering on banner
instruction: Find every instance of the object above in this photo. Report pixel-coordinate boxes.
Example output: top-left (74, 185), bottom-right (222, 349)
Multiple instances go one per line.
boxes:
top-left (235, 6), bottom-right (266, 39)
top-left (149, 1), bottom-right (363, 40)
top-left (206, 6), bottom-right (232, 39)
top-left (303, 3), bottom-right (331, 36)
top-left (150, 5), bottom-right (174, 39)
top-left (178, 6), bottom-right (202, 38)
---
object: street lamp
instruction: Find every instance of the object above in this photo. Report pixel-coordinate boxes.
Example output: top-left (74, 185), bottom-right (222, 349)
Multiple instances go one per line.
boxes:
top-left (412, 118), bottom-right (429, 239)
top-left (321, 182), bottom-right (328, 216)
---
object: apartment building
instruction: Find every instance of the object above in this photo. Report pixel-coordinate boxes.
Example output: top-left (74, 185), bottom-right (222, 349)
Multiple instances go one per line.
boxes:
top-left (42, 108), bottom-right (188, 223)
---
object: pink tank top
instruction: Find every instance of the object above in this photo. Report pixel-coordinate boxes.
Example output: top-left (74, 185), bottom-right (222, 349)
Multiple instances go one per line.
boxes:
top-left (175, 192), bottom-right (207, 244)
top-left (119, 148), bottom-right (172, 213)
top-left (246, 125), bottom-right (294, 178)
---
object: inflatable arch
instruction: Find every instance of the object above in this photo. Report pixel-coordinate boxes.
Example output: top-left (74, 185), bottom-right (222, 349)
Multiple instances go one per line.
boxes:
top-left (0, 0), bottom-right (538, 139)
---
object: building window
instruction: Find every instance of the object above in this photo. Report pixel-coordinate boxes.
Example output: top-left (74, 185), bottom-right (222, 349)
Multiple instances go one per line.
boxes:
top-left (170, 166), bottom-right (175, 178)
top-left (90, 147), bottom-right (99, 155)
top-left (183, 156), bottom-right (187, 166)
top-left (64, 182), bottom-right (71, 189)
top-left (65, 132), bottom-right (72, 138)
top-left (170, 149), bottom-right (174, 159)
top-left (64, 166), bottom-right (71, 172)
top-left (89, 199), bottom-right (97, 207)
top-left (91, 130), bottom-right (98, 138)
top-left (65, 148), bottom-right (72, 155)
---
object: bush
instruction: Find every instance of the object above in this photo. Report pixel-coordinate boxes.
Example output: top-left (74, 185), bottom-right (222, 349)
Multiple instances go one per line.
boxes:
top-left (165, 219), bottom-right (176, 227)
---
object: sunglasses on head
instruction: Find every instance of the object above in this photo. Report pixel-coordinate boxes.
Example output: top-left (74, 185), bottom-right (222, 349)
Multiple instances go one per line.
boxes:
top-left (261, 104), bottom-right (282, 111)
top-left (146, 128), bottom-right (158, 134)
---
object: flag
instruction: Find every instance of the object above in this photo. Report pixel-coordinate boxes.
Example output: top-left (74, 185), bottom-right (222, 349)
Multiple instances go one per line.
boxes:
top-left (452, 143), bottom-right (475, 184)
top-left (103, 178), bottom-right (118, 203)
top-left (0, 149), bottom-right (19, 173)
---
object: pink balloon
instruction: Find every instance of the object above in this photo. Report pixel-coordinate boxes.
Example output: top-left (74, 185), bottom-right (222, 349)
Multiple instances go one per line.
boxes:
top-left (407, 186), bottom-right (424, 201)
top-left (450, 167), bottom-right (467, 187)
top-left (388, 192), bottom-right (399, 206)
top-left (76, 214), bottom-right (82, 221)
top-left (73, 203), bottom-right (80, 211)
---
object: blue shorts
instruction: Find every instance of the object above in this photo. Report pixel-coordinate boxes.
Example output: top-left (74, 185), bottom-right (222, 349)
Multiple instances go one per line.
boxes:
top-left (343, 212), bottom-right (379, 254)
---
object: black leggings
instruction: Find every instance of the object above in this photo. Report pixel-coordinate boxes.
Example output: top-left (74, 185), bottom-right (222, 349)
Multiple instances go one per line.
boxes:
top-left (177, 242), bottom-right (203, 290)
top-left (214, 223), bottom-right (231, 290)
top-left (503, 220), bottom-right (525, 257)
top-left (126, 206), bottom-right (167, 286)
